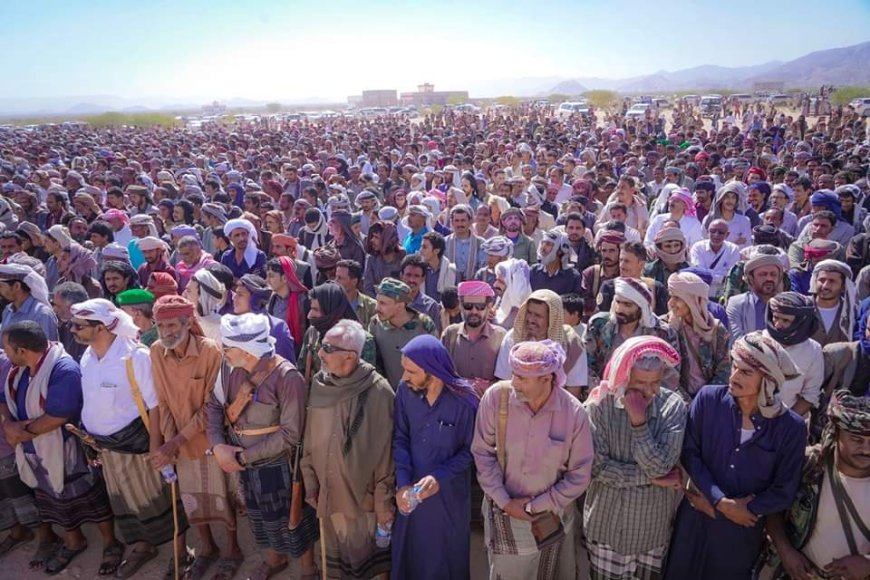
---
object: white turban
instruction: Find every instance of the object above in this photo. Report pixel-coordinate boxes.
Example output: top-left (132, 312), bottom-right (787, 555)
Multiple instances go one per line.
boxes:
top-left (220, 313), bottom-right (275, 359)
top-left (70, 298), bottom-right (140, 340)
top-left (223, 218), bottom-right (260, 268)
top-left (192, 269), bottom-right (227, 317)
top-left (0, 264), bottom-right (49, 306)
top-left (494, 258), bottom-right (532, 324)
top-left (46, 225), bottom-right (72, 249)
top-left (810, 259), bottom-right (856, 339)
top-left (614, 277), bottom-right (655, 328)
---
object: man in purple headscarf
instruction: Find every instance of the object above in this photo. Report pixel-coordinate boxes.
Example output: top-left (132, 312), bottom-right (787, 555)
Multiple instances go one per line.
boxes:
top-left (391, 335), bottom-right (479, 580)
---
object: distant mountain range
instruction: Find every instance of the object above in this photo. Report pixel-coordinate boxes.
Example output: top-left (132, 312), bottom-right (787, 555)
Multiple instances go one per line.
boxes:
top-left (465, 41), bottom-right (870, 97)
top-left (2, 41), bottom-right (869, 117)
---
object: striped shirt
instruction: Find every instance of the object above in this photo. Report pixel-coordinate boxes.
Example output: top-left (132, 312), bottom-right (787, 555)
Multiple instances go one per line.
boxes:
top-left (583, 388), bottom-right (687, 554)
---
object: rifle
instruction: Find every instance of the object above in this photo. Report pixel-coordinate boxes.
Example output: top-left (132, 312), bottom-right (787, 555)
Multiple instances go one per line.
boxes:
top-left (288, 441), bottom-right (304, 529)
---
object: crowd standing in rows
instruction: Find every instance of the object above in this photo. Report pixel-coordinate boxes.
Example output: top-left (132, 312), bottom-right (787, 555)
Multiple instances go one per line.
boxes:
top-left (0, 96), bottom-right (867, 580)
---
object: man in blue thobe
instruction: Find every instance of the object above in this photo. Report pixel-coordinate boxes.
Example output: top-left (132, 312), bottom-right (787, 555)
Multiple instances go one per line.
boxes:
top-left (391, 335), bottom-right (478, 580)
top-left (664, 332), bottom-right (807, 580)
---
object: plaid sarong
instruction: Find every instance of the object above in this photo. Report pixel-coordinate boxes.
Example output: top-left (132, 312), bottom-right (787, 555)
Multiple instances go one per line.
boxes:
top-left (587, 540), bottom-right (666, 580)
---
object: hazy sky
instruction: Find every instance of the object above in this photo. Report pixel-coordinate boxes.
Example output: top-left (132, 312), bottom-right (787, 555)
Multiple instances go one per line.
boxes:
top-left (4, 0), bottom-right (869, 101)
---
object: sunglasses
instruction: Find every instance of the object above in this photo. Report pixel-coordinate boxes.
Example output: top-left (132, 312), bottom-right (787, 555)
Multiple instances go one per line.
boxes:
top-left (71, 320), bottom-right (100, 331)
top-left (461, 302), bottom-right (488, 311)
top-left (320, 342), bottom-right (353, 354)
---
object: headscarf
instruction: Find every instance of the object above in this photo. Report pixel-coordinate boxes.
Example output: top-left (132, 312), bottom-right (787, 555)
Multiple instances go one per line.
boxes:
top-left (171, 225), bottom-right (198, 239)
top-left (276, 256), bottom-right (309, 345)
top-left (457, 280), bottom-right (495, 297)
top-left (313, 245), bottom-right (340, 271)
top-left (514, 289), bottom-right (567, 347)
top-left (136, 236), bottom-right (169, 252)
top-left (201, 203), bottom-right (228, 224)
top-left (0, 264), bottom-right (49, 306)
top-left (16, 222), bottom-right (44, 247)
top-left (809, 259), bottom-right (856, 338)
top-left (61, 243), bottom-right (97, 282)
top-left (508, 340), bottom-right (567, 390)
top-left (302, 208), bottom-right (329, 251)
top-left (220, 313), bottom-right (276, 359)
top-left (828, 389), bottom-right (870, 435)
top-left (130, 214), bottom-right (159, 238)
top-left (191, 269), bottom-right (227, 317)
top-left (595, 230), bottom-right (626, 249)
top-left (654, 227), bottom-right (687, 268)
top-left (809, 190), bottom-right (843, 221)
top-left (613, 277), bottom-right (655, 327)
top-left (224, 218), bottom-right (260, 268)
top-left (537, 230), bottom-right (572, 269)
top-left (482, 235), bottom-right (513, 258)
top-left (365, 221), bottom-right (401, 257)
top-left (401, 335), bottom-right (478, 404)
top-left (668, 188), bottom-right (696, 217)
top-left (309, 281), bottom-right (358, 336)
top-left (102, 242), bottom-right (130, 263)
top-left (731, 331), bottom-right (801, 418)
top-left (587, 336), bottom-right (680, 404)
top-left (765, 292), bottom-right (819, 346)
top-left (152, 295), bottom-right (203, 337)
top-left (745, 251), bottom-right (786, 276)
top-left (238, 274), bottom-right (272, 312)
top-left (494, 258), bottom-right (532, 324)
top-left (70, 298), bottom-right (139, 340)
top-left (328, 210), bottom-right (365, 255)
top-left (148, 271), bottom-right (178, 299)
top-left (46, 225), bottom-right (72, 249)
top-left (802, 239), bottom-right (841, 262)
top-left (667, 272), bottom-right (715, 342)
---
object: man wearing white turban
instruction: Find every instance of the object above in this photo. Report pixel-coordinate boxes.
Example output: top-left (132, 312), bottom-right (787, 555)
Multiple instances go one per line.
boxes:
top-left (0, 264), bottom-right (58, 340)
top-left (71, 298), bottom-right (182, 577)
top-left (221, 218), bottom-right (267, 279)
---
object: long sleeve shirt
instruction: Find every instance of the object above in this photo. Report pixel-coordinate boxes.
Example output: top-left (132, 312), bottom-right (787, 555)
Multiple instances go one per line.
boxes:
top-left (683, 385), bottom-right (806, 517)
top-left (471, 382), bottom-right (594, 515)
top-left (584, 389), bottom-right (687, 553)
top-left (205, 357), bottom-right (307, 465)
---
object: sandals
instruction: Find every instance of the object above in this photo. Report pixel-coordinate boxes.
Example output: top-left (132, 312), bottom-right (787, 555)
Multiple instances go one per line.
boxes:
top-left (184, 551), bottom-right (220, 580)
top-left (44, 541), bottom-right (88, 576)
top-left (115, 545), bottom-right (158, 579)
top-left (247, 561), bottom-right (288, 580)
top-left (99, 541), bottom-right (125, 576)
top-left (28, 538), bottom-right (61, 569)
top-left (0, 530), bottom-right (34, 557)
top-left (163, 549), bottom-right (195, 580)
top-left (210, 556), bottom-right (245, 580)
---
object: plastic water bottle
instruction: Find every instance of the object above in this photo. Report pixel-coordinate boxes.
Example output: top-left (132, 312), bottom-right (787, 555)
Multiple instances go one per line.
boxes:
top-left (160, 464), bottom-right (178, 484)
top-left (375, 521), bottom-right (392, 548)
top-left (399, 483), bottom-right (423, 515)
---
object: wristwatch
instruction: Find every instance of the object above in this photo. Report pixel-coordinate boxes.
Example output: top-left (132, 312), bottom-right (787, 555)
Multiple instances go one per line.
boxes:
top-left (523, 502), bottom-right (534, 516)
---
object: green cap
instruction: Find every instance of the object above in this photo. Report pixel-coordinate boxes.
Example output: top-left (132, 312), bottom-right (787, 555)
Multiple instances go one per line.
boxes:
top-left (116, 289), bottom-right (155, 306)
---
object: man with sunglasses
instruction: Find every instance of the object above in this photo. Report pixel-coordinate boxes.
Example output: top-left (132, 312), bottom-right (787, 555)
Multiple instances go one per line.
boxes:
top-left (442, 281), bottom-right (506, 395)
top-left (302, 319), bottom-right (395, 580)
top-left (690, 218), bottom-right (740, 299)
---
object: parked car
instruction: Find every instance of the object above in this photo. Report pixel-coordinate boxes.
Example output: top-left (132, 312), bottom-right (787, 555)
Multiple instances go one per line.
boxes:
top-left (699, 95), bottom-right (723, 117)
top-left (849, 97), bottom-right (870, 116)
top-left (556, 101), bottom-right (591, 119)
top-left (624, 103), bottom-right (650, 120)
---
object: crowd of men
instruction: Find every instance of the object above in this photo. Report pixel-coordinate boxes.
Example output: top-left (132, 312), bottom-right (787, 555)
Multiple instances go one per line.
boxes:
top-left (0, 96), bottom-right (867, 580)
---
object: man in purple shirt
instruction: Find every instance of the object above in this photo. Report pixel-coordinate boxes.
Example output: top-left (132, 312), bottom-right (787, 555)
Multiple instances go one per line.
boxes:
top-left (220, 218), bottom-right (267, 280)
top-left (472, 340), bottom-right (593, 580)
top-left (664, 332), bottom-right (807, 580)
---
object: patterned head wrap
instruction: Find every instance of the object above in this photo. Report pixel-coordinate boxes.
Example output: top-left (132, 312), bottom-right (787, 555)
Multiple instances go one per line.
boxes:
top-left (765, 292), bottom-right (819, 346)
top-left (802, 238), bottom-right (841, 262)
top-left (587, 336), bottom-right (680, 404)
top-left (668, 188), bottom-right (696, 217)
top-left (508, 340), bottom-right (567, 390)
top-left (731, 331), bottom-right (802, 419)
top-left (537, 230), bottom-right (572, 269)
top-left (153, 295), bottom-right (195, 321)
top-left (809, 259), bottom-right (856, 339)
top-left (613, 277), bottom-right (655, 327)
top-left (70, 298), bottom-right (139, 340)
top-left (514, 289), bottom-right (567, 347)
top-left (828, 390), bottom-right (870, 435)
top-left (191, 269), bottom-right (227, 316)
top-left (595, 230), bottom-right (625, 249)
top-left (201, 203), bottom-right (228, 224)
top-left (0, 264), bottom-right (49, 306)
top-left (376, 277), bottom-right (411, 303)
top-left (457, 281), bottom-right (495, 298)
top-left (46, 225), bottom-right (72, 249)
top-left (147, 272), bottom-right (178, 299)
top-left (481, 235), bottom-right (513, 258)
top-left (220, 313), bottom-right (276, 359)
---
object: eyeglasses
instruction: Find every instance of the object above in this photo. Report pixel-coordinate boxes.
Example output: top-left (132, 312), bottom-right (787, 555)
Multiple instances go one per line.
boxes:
top-left (708, 229), bottom-right (728, 234)
top-left (461, 302), bottom-right (488, 311)
top-left (320, 342), bottom-right (353, 354)
top-left (71, 320), bottom-right (100, 331)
